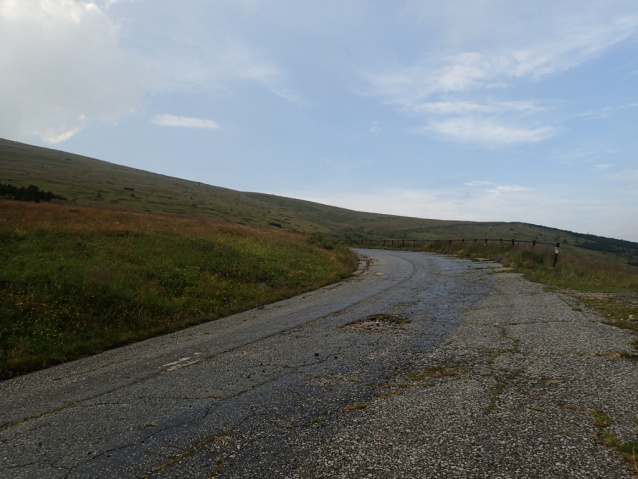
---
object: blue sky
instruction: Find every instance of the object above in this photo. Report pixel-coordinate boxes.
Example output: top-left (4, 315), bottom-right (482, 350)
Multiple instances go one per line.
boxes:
top-left (2, 1), bottom-right (637, 241)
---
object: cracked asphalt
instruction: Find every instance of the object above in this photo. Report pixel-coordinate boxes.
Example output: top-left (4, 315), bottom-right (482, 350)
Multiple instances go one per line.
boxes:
top-left (1, 249), bottom-right (637, 478)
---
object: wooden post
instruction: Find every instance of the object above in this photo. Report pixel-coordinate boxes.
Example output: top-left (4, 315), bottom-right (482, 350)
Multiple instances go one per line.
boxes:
top-left (553, 243), bottom-right (560, 268)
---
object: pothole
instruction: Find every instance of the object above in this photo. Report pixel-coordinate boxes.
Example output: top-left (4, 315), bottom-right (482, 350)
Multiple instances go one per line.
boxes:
top-left (342, 314), bottom-right (410, 332)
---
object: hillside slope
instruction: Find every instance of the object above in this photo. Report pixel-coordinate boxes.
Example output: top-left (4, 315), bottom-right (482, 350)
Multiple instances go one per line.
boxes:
top-left (2, 138), bottom-right (637, 265)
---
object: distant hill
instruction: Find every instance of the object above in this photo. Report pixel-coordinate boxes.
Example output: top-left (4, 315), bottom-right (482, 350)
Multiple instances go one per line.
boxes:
top-left (2, 137), bottom-right (637, 266)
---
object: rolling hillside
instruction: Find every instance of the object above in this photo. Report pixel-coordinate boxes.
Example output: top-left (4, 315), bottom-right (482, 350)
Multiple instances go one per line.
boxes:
top-left (2, 137), bottom-right (637, 266)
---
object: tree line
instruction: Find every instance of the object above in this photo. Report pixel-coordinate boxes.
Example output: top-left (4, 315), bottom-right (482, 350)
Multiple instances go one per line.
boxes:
top-left (0, 183), bottom-right (67, 202)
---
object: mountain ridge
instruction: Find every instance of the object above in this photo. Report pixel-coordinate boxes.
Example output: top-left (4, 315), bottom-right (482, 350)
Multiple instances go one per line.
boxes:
top-left (2, 137), bottom-right (637, 265)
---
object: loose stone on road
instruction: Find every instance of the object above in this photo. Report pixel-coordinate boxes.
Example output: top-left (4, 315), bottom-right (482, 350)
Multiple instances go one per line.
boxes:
top-left (1, 249), bottom-right (636, 478)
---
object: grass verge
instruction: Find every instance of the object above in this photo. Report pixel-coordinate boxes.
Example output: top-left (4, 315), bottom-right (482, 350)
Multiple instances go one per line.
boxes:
top-left (0, 201), bottom-right (358, 379)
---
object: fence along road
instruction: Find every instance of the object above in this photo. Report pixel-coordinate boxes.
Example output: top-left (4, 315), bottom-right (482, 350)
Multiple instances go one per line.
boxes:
top-left (343, 237), bottom-right (562, 266)
top-left (2, 248), bottom-right (635, 478)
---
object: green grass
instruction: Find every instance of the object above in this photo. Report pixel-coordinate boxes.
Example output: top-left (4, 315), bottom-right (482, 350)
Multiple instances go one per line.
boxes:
top-left (601, 433), bottom-right (638, 473)
top-left (0, 201), bottom-right (357, 379)
top-left (2, 138), bottom-right (637, 377)
top-left (591, 409), bottom-right (613, 428)
top-left (342, 402), bottom-right (367, 412)
top-left (3, 138), bottom-right (638, 267)
top-left (404, 365), bottom-right (459, 382)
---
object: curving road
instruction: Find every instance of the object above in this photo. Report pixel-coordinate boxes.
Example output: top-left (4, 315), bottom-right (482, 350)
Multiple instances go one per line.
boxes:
top-left (0, 250), bottom-right (493, 478)
top-left (4, 249), bottom-right (636, 478)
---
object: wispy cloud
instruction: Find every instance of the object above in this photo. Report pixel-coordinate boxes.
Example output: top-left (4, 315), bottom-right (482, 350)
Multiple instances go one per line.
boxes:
top-left (418, 117), bottom-right (556, 145)
top-left (579, 101), bottom-right (638, 119)
top-left (362, 8), bottom-right (638, 148)
top-left (151, 114), bottom-right (221, 130)
top-left (406, 101), bottom-right (546, 116)
top-left (486, 185), bottom-right (530, 194)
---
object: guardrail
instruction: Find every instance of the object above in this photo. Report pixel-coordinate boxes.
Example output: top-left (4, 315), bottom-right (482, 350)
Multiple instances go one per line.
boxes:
top-left (341, 238), bottom-right (561, 267)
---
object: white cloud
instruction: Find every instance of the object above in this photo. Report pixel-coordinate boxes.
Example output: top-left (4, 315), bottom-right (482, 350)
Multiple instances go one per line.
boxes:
top-left (579, 101), bottom-right (638, 120)
top-left (363, 4), bottom-right (638, 148)
top-left (463, 181), bottom-right (494, 186)
top-left (0, 0), bottom-right (154, 143)
top-left (151, 114), bottom-right (221, 130)
top-left (407, 101), bottom-right (546, 116)
top-left (486, 185), bottom-right (530, 195)
top-left (418, 118), bottom-right (556, 145)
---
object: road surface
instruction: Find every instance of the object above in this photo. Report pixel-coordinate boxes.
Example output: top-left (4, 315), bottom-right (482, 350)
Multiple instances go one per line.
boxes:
top-left (1, 249), bottom-right (636, 478)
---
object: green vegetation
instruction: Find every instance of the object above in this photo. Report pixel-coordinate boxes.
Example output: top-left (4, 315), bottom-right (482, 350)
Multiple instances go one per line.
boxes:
top-left (1, 138), bottom-right (637, 378)
top-left (591, 409), bottom-right (613, 428)
top-left (600, 431), bottom-right (638, 473)
top-left (342, 402), bottom-right (367, 412)
top-left (0, 183), bottom-right (67, 202)
top-left (0, 201), bottom-right (357, 379)
top-left (3, 138), bottom-right (637, 267)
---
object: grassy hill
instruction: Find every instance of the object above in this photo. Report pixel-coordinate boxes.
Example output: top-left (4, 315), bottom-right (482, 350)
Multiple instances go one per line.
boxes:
top-left (2, 137), bottom-right (638, 266)
top-left (1, 137), bottom-right (637, 377)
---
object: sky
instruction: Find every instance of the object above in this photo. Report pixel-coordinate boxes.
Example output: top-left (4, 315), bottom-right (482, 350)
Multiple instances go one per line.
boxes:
top-left (1, 0), bottom-right (637, 241)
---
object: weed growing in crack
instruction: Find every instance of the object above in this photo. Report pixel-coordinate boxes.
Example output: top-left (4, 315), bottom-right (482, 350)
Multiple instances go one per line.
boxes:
top-left (591, 409), bottom-right (613, 427)
top-left (404, 365), bottom-right (458, 382)
top-left (486, 378), bottom-right (507, 413)
top-left (342, 402), bottom-right (367, 412)
top-left (600, 433), bottom-right (638, 474)
top-left (204, 455), bottom-right (229, 478)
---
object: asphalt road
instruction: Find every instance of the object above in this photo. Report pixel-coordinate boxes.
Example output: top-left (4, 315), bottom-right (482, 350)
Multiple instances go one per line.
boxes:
top-left (2, 249), bottom-right (636, 478)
